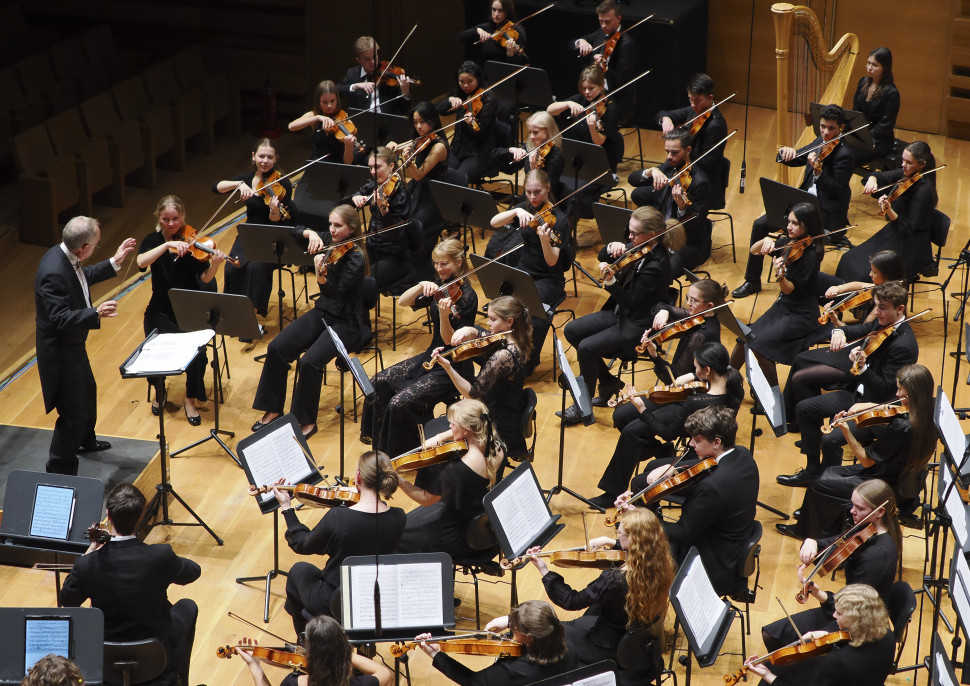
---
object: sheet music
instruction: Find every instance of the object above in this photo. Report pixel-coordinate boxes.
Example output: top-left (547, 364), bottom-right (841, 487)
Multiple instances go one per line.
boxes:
top-left (678, 556), bottom-right (724, 649)
top-left (124, 329), bottom-right (215, 374)
top-left (952, 546), bottom-right (970, 632)
top-left (491, 470), bottom-right (552, 554)
top-left (555, 337), bottom-right (582, 405)
top-left (746, 347), bottom-right (779, 427)
top-left (25, 618), bottom-right (70, 670)
top-left (573, 672), bottom-right (616, 686)
top-left (941, 467), bottom-right (969, 550)
top-left (937, 391), bottom-right (968, 468)
top-left (243, 423), bottom-right (317, 503)
top-left (936, 652), bottom-right (956, 686)
top-left (29, 485), bottom-right (75, 539)
top-left (343, 562), bottom-right (444, 629)
top-left (327, 324), bottom-right (350, 359)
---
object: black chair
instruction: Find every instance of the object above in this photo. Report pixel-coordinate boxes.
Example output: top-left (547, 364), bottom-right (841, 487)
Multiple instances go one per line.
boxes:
top-left (887, 580), bottom-right (917, 672)
top-left (473, 120), bottom-right (516, 200)
top-left (855, 137), bottom-right (906, 176)
top-left (728, 520), bottom-right (763, 636)
top-left (500, 387), bottom-right (538, 479)
top-left (453, 512), bottom-right (511, 629)
top-left (375, 219), bottom-right (424, 350)
top-left (909, 209), bottom-right (951, 318)
top-left (708, 156), bottom-right (736, 262)
top-left (103, 639), bottom-right (169, 686)
top-left (616, 624), bottom-right (672, 686)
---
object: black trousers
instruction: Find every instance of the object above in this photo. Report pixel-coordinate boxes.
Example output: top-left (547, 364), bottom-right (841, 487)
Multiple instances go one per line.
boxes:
top-left (563, 310), bottom-right (638, 398)
top-left (742, 214), bottom-right (775, 283)
top-left (795, 389), bottom-right (855, 474)
top-left (285, 560), bottom-right (336, 635)
top-left (223, 236), bottom-right (275, 316)
top-left (170, 598), bottom-right (198, 686)
top-left (597, 403), bottom-right (665, 496)
top-left (46, 344), bottom-right (98, 475)
top-left (792, 464), bottom-right (863, 539)
top-left (253, 312), bottom-right (364, 426)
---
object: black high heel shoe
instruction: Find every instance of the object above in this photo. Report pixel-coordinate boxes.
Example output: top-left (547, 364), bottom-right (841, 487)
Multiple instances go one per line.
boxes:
top-left (185, 406), bottom-right (202, 426)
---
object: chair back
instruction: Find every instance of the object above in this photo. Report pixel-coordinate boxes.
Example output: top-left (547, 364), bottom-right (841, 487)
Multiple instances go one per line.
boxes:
top-left (443, 167), bottom-right (468, 187)
top-left (102, 639), bottom-right (168, 686)
top-left (465, 512), bottom-right (498, 551)
top-left (897, 467), bottom-right (928, 502)
top-left (616, 623), bottom-right (663, 673)
top-left (709, 155), bottom-right (730, 211)
top-left (361, 276), bottom-right (378, 312)
top-left (930, 210), bottom-right (950, 248)
top-left (887, 580), bottom-right (917, 653)
top-left (738, 520), bottom-right (763, 578)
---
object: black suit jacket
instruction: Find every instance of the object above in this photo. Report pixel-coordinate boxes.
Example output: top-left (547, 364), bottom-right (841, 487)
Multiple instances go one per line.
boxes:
top-left (655, 105), bottom-right (728, 180)
top-left (781, 135), bottom-right (853, 231)
top-left (34, 246), bottom-right (116, 413)
top-left (336, 66), bottom-right (410, 115)
top-left (662, 446), bottom-right (760, 596)
top-left (599, 243), bottom-right (672, 335)
top-left (572, 28), bottom-right (636, 120)
top-left (60, 538), bottom-right (201, 657)
top-left (837, 320), bottom-right (919, 402)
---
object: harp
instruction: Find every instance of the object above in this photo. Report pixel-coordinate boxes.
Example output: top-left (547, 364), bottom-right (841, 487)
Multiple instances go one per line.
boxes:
top-left (772, 3), bottom-right (858, 185)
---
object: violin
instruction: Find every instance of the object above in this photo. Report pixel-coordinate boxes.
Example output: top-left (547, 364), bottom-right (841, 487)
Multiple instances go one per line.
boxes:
top-left (327, 110), bottom-right (365, 153)
top-left (412, 278), bottom-right (464, 317)
top-left (546, 548), bottom-right (626, 569)
top-left (460, 89), bottom-right (486, 132)
top-left (375, 173), bottom-right (402, 214)
top-left (485, 20), bottom-right (524, 54)
top-left (821, 400), bottom-right (906, 434)
top-left (390, 636), bottom-right (522, 658)
top-left (391, 440), bottom-right (468, 472)
top-left (86, 520), bottom-right (110, 544)
top-left (402, 134), bottom-right (435, 168)
top-left (376, 60), bottom-right (421, 88)
top-left (423, 331), bottom-right (511, 370)
top-left (599, 242), bottom-right (654, 283)
top-left (772, 234), bottom-right (814, 282)
top-left (216, 645), bottom-right (307, 671)
top-left (500, 545), bottom-right (585, 569)
top-left (316, 242), bottom-right (355, 277)
top-left (253, 169), bottom-right (292, 221)
top-left (605, 456), bottom-right (718, 526)
top-left (796, 523), bottom-right (878, 603)
top-left (845, 308), bottom-right (929, 376)
top-left (723, 631), bottom-right (850, 685)
top-left (811, 137), bottom-right (840, 174)
top-left (250, 483), bottom-right (360, 508)
top-left (523, 201), bottom-right (561, 245)
top-left (171, 225), bottom-right (240, 267)
top-left (688, 109), bottom-right (712, 138)
top-left (588, 99), bottom-right (608, 134)
top-left (818, 288), bottom-right (874, 325)
top-left (530, 141), bottom-right (554, 169)
top-left (608, 380), bottom-right (709, 407)
top-left (635, 302), bottom-right (733, 354)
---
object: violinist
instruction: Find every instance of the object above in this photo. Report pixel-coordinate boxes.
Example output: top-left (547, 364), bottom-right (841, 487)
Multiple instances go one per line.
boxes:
top-left (620, 405), bottom-right (758, 597)
top-left (251, 206), bottom-right (369, 439)
top-left (781, 282), bottom-right (918, 487)
top-left (261, 451), bottom-right (405, 635)
top-left (729, 202), bottom-right (828, 390)
top-left (778, 364), bottom-right (935, 540)
top-left (547, 65), bottom-right (622, 237)
top-left (387, 101), bottom-right (450, 276)
top-left (214, 138), bottom-right (296, 321)
top-left (493, 111), bottom-right (565, 198)
top-left (61, 483), bottom-right (201, 686)
top-left (236, 615), bottom-right (393, 686)
top-left (761, 482), bottom-right (900, 654)
top-left (848, 47), bottom-right (900, 166)
top-left (350, 147), bottom-right (414, 290)
top-left (657, 73), bottom-right (729, 185)
top-left (457, 0), bottom-right (529, 66)
top-left (337, 36), bottom-right (411, 116)
top-left (486, 169), bottom-right (571, 375)
top-left (746, 584), bottom-right (895, 686)
top-left (136, 195), bottom-right (226, 425)
top-left (570, 0), bottom-right (637, 124)
top-left (360, 239), bottom-right (478, 456)
top-left (817, 249), bottom-right (905, 325)
top-left (732, 105), bottom-right (852, 299)
top-left (628, 127), bottom-right (712, 277)
top-left (836, 141), bottom-right (939, 283)
top-left (526, 508), bottom-right (674, 669)
top-left (396, 399), bottom-right (504, 560)
top-left (559, 207), bottom-right (681, 426)
top-left (426, 296), bottom-right (532, 457)
top-left (414, 600), bottom-right (578, 686)
top-left (590, 341), bottom-right (744, 508)
top-left (437, 61), bottom-right (497, 184)
top-left (288, 79), bottom-right (360, 165)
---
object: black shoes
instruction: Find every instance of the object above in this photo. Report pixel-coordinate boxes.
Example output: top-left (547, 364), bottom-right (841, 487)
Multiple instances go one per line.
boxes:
top-left (302, 425), bottom-right (318, 440)
top-left (793, 508), bottom-right (802, 519)
top-left (151, 403), bottom-right (161, 417)
top-left (591, 378), bottom-right (624, 408)
top-left (588, 493), bottom-right (617, 510)
top-left (555, 404), bottom-right (585, 426)
top-left (829, 235), bottom-right (853, 250)
top-left (251, 420), bottom-right (269, 433)
top-left (776, 523), bottom-right (801, 539)
top-left (185, 409), bottom-right (202, 426)
top-left (79, 440), bottom-right (111, 453)
top-left (776, 469), bottom-right (818, 487)
top-left (731, 281), bottom-right (761, 298)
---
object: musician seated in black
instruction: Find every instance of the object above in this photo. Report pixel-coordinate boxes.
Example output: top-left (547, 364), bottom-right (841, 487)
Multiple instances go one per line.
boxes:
top-left (438, 61), bottom-right (498, 185)
top-left (732, 104), bottom-right (852, 298)
top-left (657, 73), bottom-right (728, 190)
top-left (628, 127), bottom-right (712, 277)
top-left (848, 47), bottom-right (900, 166)
top-left (559, 207), bottom-right (682, 426)
top-left (486, 169), bottom-right (571, 376)
top-left (817, 249), bottom-right (905, 325)
top-left (262, 451), bottom-right (406, 635)
top-left (761, 480), bottom-right (900, 652)
top-left (780, 282), bottom-right (918, 487)
top-left (337, 36), bottom-right (412, 116)
top-left (458, 0), bottom-right (529, 65)
top-left (492, 111), bottom-right (565, 199)
top-left (570, 0), bottom-right (637, 125)
top-left (415, 600), bottom-right (578, 686)
top-left (746, 584), bottom-right (895, 686)
top-left (777, 364), bottom-right (935, 540)
top-left (288, 80), bottom-right (361, 165)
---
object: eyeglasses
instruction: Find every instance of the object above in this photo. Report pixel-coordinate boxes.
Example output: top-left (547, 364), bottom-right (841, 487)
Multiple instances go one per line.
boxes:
top-left (685, 295), bottom-right (699, 304)
top-left (627, 230), bottom-right (645, 237)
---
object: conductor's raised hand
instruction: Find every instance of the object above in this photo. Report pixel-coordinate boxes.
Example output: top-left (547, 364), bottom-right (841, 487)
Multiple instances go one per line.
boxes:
top-left (113, 238), bottom-right (137, 264)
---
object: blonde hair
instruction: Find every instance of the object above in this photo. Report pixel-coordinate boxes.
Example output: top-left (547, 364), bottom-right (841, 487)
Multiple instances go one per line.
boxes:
top-left (357, 451), bottom-right (399, 499)
top-left (855, 479), bottom-right (902, 577)
top-left (622, 508), bottom-right (675, 628)
top-left (578, 65), bottom-right (605, 90)
top-left (631, 206), bottom-right (685, 251)
top-left (354, 36), bottom-right (378, 56)
top-left (834, 584), bottom-right (891, 646)
top-left (509, 600), bottom-right (567, 665)
top-left (371, 146), bottom-right (398, 171)
top-left (525, 112), bottom-right (559, 151)
top-left (446, 398), bottom-right (504, 486)
top-left (432, 238), bottom-right (467, 275)
top-left (153, 195), bottom-right (186, 233)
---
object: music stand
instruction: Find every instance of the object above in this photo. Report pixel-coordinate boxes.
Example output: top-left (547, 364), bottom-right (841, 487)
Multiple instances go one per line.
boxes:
top-left (808, 104), bottom-right (873, 151)
top-left (293, 162), bottom-right (372, 232)
top-left (326, 322), bottom-right (375, 479)
top-left (236, 414), bottom-right (324, 622)
top-left (467, 253), bottom-right (548, 319)
top-left (0, 607), bottom-right (104, 685)
top-left (531, 662), bottom-right (618, 686)
top-left (560, 139), bottom-right (613, 268)
top-left (236, 223), bottom-right (316, 335)
top-left (484, 461), bottom-right (564, 567)
top-left (429, 180), bottom-right (498, 254)
top-left (0, 470), bottom-right (103, 599)
top-left (668, 547), bottom-right (736, 685)
top-left (929, 632), bottom-right (959, 686)
top-left (484, 61), bottom-right (554, 144)
top-left (743, 346), bottom-right (790, 520)
top-left (169, 289), bottom-right (260, 466)
top-left (352, 109), bottom-right (413, 148)
top-left (758, 177), bottom-right (823, 231)
top-left (120, 330), bottom-right (223, 545)
top-left (592, 202), bottom-right (632, 245)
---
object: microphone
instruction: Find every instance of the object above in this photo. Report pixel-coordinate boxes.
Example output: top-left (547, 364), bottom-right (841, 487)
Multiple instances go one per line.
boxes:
top-left (739, 160), bottom-right (747, 194)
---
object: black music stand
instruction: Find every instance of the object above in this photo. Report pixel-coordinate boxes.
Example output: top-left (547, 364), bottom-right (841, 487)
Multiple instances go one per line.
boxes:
top-left (560, 138), bottom-right (613, 293)
top-left (744, 346), bottom-right (790, 520)
top-left (0, 470), bottom-right (103, 600)
top-left (236, 224), bottom-right (316, 335)
top-left (468, 253), bottom-right (548, 319)
top-left (592, 202), bottom-right (632, 245)
top-left (758, 177), bottom-right (823, 230)
top-left (121, 330), bottom-right (223, 545)
top-left (0, 607), bottom-right (104, 685)
top-left (293, 162), bottom-right (372, 232)
top-left (326, 322), bottom-right (375, 479)
top-left (236, 414), bottom-right (324, 622)
top-left (809, 104), bottom-right (873, 151)
top-left (532, 663), bottom-right (618, 686)
top-left (484, 61), bottom-right (554, 144)
top-left (169, 289), bottom-right (260, 466)
top-left (352, 109), bottom-right (413, 148)
top-left (429, 180), bottom-right (498, 254)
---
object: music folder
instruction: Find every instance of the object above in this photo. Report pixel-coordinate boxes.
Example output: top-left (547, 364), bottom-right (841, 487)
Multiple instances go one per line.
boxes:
top-left (483, 461), bottom-right (564, 561)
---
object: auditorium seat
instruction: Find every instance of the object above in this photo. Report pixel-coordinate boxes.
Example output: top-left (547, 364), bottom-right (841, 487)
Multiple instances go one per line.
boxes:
top-left (143, 59), bottom-right (211, 155)
top-left (49, 37), bottom-right (109, 102)
top-left (112, 74), bottom-right (180, 171)
top-left (15, 51), bottom-right (76, 117)
top-left (173, 46), bottom-right (242, 138)
top-left (47, 108), bottom-right (120, 210)
top-left (12, 124), bottom-right (81, 245)
top-left (80, 90), bottom-right (153, 191)
top-left (0, 67), bottom-right (45, 136)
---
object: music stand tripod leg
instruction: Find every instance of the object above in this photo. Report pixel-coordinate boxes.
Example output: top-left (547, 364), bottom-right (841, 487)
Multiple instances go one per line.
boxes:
top-left (236, 508), bottom-right (288, 622)
top-left (749, 402), bottom-right (790, 519)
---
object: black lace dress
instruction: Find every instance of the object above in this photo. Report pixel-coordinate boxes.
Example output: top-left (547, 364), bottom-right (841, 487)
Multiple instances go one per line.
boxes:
top-left (468, 341), bottom-right (528, 456)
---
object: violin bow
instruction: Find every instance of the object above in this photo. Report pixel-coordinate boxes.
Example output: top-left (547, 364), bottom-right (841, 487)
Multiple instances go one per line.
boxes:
top-left (869, 164), bottom-right (947, 195)
top-left (395, 121), bottom-right (461, 167)
top-left (624, 447), bottom-right (692, 504)
top-left (767, 225), bottom-right (854, 254)
top-left (842, 308), bottom-right (931, 346)
top-left (232, 153), bottom-right (331, 206)
top-left (782, 122), bottom-right (870, 160)
top-left (372, 24), bottom-right (419, 91)
top-left (228, 612), bottom-right (296, 647)
top-left (646, 301), bottom-right (735, 340)
top-left (678, 93), bottom-right (736, 130)
top-left (478, 3), bottom-right (554, 42)
top-left (451, 65), bottom-right (529, 112)
top-left (290, 434), bottom-right (328, 479)
top-left (586, 14), bottom-right (654, 53)
top-left (665, 129), bottom-right (737, 183)
top-left (775, 597), bottom-right (807, 643)
top-left (546, 69), bottom-right (651, 145)
top-left (809, 499), bottom-right (890, 572)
